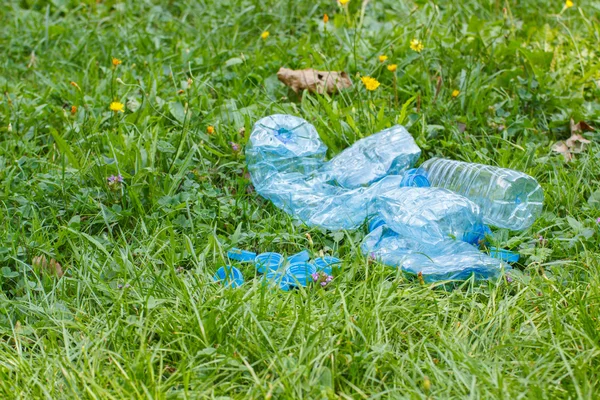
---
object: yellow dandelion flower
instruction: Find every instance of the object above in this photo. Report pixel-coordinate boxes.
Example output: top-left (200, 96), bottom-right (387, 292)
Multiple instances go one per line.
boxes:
top-left (207, 126), bottom-right (215, 134)
top-left (387, 64), bottom-right (398, 72)
top-left (565, 0), bottom-right (574, 7)
top-left (260, 31), bottom-right (270, 40)
top-left (70, 81), bottom-right (80, 91)
top-left (452, 89), bottom-right (460, 98)
top-left (361, 76), bottom-right (380, 91)
top-left (339, 0), bottom-right (349, 4)
top-left (323, 14), bottom-right (329, 23)
top-left (410, 39), bottom-right (424, 53)
top-left (71, 105), bottom-right (77, 115)
top-left (109, 101), bottom-right (125, 113)
top-left (379, 55), bottom-right (388, 63)
top-left (112, 58), bottom-right (122, 66)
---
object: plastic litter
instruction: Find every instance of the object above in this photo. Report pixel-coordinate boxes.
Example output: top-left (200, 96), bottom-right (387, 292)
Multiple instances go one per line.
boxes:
top-left (255, 252), bottom-right (284, 273)
top-left (287, 250), bottom-right (311, 264)
top-left (286, 262), bottom-right (317, 287)
top-left (263, 270), bottom-right (292, 291)
top-left (213, 266), bottom-right (244, 288)
top-left (246, 114), bottom-right (543, 282)
top-left (227, 248), bottom-right (257, 262)
top-left (420, 158), bottom-right (544, 230)
top-left (313, 256), bottom-right (342, 275)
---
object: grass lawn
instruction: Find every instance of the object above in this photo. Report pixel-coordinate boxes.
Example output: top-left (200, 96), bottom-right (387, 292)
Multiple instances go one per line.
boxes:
top-left (2, 0), bottom-right (600, 398)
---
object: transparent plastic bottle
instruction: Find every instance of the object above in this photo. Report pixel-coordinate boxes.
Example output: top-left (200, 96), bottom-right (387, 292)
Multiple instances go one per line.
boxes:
top-left (419, 158), bottom-right (543, 230)
top-left (374, 187), bottom-right (488, 245)
top-left (362, 224), bottom-right (506, 282)
top-left (320, 125), bottom-right (421, 188)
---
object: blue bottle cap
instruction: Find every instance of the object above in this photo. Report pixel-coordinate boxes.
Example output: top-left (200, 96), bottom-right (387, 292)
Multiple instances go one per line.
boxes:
top-left (313, 256), bottom-right (341, 275)
top-left (489, 247), bottom-right (520, 263)
top-left (286, 262), bottom-right (317, 287)
top-left (255, 252), bottom-right (284, 273)
top-left (227, 248), bottom-right (257, 262)
top-left (463, 224), bottom-right (492, 245)
top-left (401, 168), bottom-right (430, 188)
top-left (287, 250), bottom-right (310, 264)
top-left (263, 270), bottom-right (292, 291)
top-left (213, 266), bottom-right (244, 288)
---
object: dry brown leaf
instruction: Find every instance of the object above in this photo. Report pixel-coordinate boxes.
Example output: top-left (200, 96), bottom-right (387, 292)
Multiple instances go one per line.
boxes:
top-left (552, 119), bottom-right (594, 161)
top-left (551, 141), bottom-right (572, 162)
top-left (570, 118), bottom-right (595, 134)
top-left (32, 255), bottom-right (64, 277)
top-left (277, 67), bottom-right (352, 94)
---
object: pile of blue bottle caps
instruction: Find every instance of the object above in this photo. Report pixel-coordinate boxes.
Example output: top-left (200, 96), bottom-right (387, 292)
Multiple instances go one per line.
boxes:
top-left (241, 114), bottom-right (543, 283)
top-left (213, 248), bottom-right (341, 290)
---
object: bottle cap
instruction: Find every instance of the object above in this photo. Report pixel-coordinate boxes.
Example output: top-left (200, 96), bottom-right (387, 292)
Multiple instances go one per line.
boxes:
top-left (489, 247), bottom-right (520, 263)
top-left (463, 224), bottom-right (492, 245)
top-left (255, 252), bottom-right (284, 273)
top-left (287, 250), bottom-right (310, 264)
top-left (227, 248), bottom-right (257, 262)
top-left (263, 270), bottom-right (292, 291)
top-left (213, 266), bottom-right (244, 288)
top-left (286, 262), bottom-right (317, 287)
top-left (401, 168), bottom-right (430, 188)
top-left (313, 256), bottom-right (341, 275)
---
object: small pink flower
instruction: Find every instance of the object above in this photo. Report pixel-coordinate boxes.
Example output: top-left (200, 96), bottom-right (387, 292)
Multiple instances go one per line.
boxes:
top-left (596, 217), bottom-right (600, 224)
top-left (229, 142), bottom-right (241, 152)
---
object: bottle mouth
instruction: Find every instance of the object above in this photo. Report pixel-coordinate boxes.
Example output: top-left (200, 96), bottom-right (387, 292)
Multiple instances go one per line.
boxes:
top-left (401, 168), bottom-right (430, 188)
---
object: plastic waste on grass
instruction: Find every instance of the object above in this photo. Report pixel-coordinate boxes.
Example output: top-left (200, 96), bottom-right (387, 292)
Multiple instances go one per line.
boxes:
top-left (255, 252), bottom-right (284, 273)
top-left (420, 158), bottom-right (543, 230)
top-left (246, 114), bottom-right (536, 282)
top-left (362, 224), bottom-right (507, 282)
top-left (313, 256), bottom-right (342, 275)
top-left (320, 125), bottom-right (421, 188)
top-left (227, 248), bottom-right (257, 262)
top-left (287, 250), bottom-right (310, 264)
top-left (263, 270), bottom-right (292, 291)
top-left (246, 114), bottom-right (429, 230)
top-left (286, 262), bottom-right (317, 287)
top-left (374, 187), bottom-right (488, 245)
top-left (213, 266), bottom-right (244, 288)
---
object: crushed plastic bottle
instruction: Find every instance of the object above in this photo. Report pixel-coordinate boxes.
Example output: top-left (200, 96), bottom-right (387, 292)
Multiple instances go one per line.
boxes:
top-left (420, 158), bottom-right (544, 230)
top-left (362, 224), bottom-right (507, 282)
top-left (245, 114), bottom-right (538, 282)
top-left (246, 115), bottom-right (430, 230)
top-left (320, 125), bottom-right (421, 188)
top-left (374, 187), bottom-right (488, 245)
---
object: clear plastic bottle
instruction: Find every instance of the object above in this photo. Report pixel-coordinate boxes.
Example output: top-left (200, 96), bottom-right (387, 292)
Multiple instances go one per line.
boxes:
top-left (374, 187), bottom-right (488, 245)
top-left (320, 125), bottom-right (421, 188)
top-left (419, 158), bottom-right (543, 230)
top-left (362, 224), bottom-right (506, 282)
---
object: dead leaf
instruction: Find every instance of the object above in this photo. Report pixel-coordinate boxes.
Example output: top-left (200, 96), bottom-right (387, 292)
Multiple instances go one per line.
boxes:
top-left (32, 255), bottom-right (64, 277)
top-left (551, 141), bottom-right (572, 161)
top-left (552, 119), bottom-right (594, 161)
top-left (570, 118), bottom-right (595, 134)
top-left (277, 67), bottom-right (352, 94)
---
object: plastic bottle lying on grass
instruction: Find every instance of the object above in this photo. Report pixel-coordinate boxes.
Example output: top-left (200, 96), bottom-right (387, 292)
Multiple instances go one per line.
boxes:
top-left (361, 224), bottom-right (507, 282)
top-left (420, 158), bottom-right (544, 230)
top-left (246, 114), bottom-right (541, 282)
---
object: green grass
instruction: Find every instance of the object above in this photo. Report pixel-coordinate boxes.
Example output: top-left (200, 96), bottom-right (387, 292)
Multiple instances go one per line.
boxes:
top-left (1, 0), bottom-right (600, 398)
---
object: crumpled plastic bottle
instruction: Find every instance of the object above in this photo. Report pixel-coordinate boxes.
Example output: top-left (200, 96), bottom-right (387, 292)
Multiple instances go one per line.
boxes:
top-left (319, 125), bottom-right (421, 188)
top-left (246, 114), bottom-right (535, 281)
top-left (361, 223), bottom-right (506, 282)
